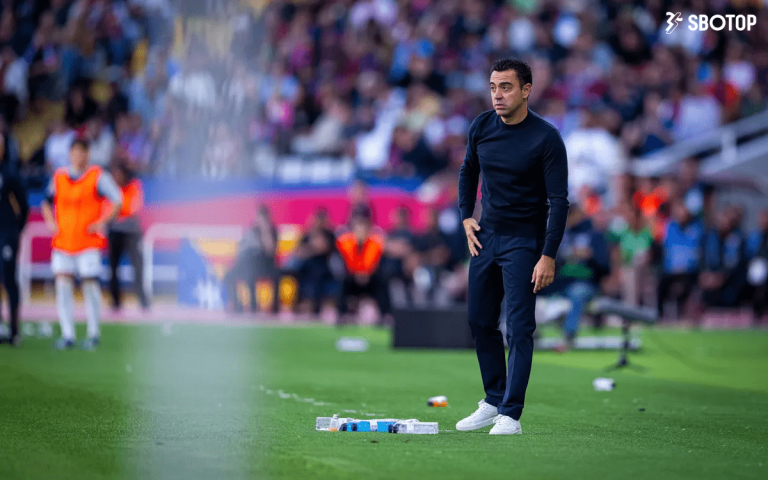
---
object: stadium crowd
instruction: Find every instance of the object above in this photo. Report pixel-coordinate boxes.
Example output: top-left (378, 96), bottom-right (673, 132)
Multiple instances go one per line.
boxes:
top-left (237, 164), bottom-right (768, 334)
top-left (0, 0), bottom-right (767, 334)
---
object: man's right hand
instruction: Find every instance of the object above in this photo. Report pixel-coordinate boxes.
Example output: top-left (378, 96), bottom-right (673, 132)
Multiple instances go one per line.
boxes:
top-left (463, 218), bottom-right (483, 257)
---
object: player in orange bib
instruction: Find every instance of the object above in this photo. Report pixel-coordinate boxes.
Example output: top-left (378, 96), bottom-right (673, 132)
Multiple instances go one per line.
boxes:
top-left (41, 138), bottom-right (123, 350)
top-left (107, 164), bottom-right (149, 311)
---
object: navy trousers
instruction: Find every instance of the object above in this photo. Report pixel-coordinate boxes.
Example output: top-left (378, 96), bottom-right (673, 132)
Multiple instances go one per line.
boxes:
top-left (467, 227), bottom-right (541, 420)
top-left (0, 233), bottom-right (20, 338)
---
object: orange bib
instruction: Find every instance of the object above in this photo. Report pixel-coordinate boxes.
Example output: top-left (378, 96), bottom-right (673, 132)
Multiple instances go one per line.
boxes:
top-left (117, 179), bottom-right (143, 219)
top-left (52, 166), bottom-right (106, 253)
top-left (336, 232), bottom-right (384, 276)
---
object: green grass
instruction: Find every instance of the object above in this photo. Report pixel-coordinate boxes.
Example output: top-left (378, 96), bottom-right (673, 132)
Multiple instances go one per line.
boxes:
top-left (1, 324), bottom-right (767, 480)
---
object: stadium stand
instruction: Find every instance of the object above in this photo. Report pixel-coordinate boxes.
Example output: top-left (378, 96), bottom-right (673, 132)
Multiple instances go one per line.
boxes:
top-left (4, 0), bottom-right (768, 334)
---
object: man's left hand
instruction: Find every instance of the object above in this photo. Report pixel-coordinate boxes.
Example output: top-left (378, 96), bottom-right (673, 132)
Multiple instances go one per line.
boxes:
top-left (532, 255), bottom-right (556, 293)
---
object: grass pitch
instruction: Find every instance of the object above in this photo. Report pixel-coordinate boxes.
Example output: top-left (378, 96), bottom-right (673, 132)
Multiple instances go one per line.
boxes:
top-left (1, 323), bottom-right (766, 480)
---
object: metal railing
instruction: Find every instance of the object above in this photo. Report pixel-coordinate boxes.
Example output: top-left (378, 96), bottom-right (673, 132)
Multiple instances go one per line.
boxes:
top-left (632, 109), bottom-right (768, 177)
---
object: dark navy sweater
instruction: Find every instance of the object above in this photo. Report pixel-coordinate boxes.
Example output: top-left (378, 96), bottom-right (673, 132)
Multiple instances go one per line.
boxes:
top-left (458, 109), bottom-right (569, 259)
top-left (0, 161), bottom-right (29, 237)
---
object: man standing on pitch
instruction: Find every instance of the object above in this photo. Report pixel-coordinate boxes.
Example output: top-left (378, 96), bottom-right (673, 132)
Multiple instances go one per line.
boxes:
top-left (41, 138), bottom-right (123, 350)
top-left (456, 58), bottom-right (569, 435)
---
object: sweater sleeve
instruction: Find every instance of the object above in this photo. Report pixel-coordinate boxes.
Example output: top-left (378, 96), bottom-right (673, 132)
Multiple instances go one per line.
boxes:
top-left (541, 128), bottom-right (570, 259)
top-left (458, 117), bottom-right (481, 220)
top-left (8, 172), bottom-right (29, 228)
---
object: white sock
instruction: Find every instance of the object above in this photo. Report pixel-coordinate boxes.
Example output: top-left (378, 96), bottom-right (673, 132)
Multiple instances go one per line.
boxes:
top-left (83, 280), bottom-right (101, 339)
top-left (55, 276), bottom-right (75, 340)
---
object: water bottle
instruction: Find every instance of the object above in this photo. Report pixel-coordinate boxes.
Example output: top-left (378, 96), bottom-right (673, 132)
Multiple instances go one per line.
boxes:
top-left (390, 420), bottom-right (439, 434)
top-left (593, 377), bottom-right (616, 391)
top-left (316, 417), bottom-right (332, 430)
top-left (317, 416), bottom-right (356, 431)
top-left (427, 396), bottom-right (448, 407)
top-left (328, 414), bottom-right (340, 432)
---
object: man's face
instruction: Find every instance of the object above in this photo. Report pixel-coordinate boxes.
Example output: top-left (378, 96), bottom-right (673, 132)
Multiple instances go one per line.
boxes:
top-left (352, 219), bottom-right (370, 240)
top-left (490, 70), bottom-right (530, 117)
top-left (70, 145), bottom-right (89, 170)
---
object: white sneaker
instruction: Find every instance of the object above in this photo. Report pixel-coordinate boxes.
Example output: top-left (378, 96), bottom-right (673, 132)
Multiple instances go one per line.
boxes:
top-left (489, 415), bottom-right (522, 435)
top-left (456, 400), bottom-right (498, 431)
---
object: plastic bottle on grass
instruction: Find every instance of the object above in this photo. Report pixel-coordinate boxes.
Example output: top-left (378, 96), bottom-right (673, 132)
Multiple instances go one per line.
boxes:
top-left (328, 414), bottom-right (340, 432)
top-left (389, 420), bottom-right (439, 434)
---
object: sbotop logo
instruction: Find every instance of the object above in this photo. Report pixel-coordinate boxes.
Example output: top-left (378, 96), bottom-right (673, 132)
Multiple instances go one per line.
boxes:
top-left (666, 12), bottom-right (757, 33)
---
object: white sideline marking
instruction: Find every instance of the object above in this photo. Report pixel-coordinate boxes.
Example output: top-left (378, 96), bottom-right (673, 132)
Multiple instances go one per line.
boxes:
top-left (258, 385), bottom-right (385, 413)
top-left (258, 385), bottom-right (334, 407)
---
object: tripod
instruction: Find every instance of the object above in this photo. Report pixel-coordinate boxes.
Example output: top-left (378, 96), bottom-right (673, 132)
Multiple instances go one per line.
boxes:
top-left (604, 318), bottom-right (647, 372)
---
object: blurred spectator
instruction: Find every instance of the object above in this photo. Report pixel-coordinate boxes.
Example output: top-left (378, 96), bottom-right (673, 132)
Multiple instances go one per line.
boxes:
top-left (662, 78), bottom-right (722, 142)
top-left (549, 203), bottom-right (610, 347)
top-left (413, 208), bottom-right (454, 302)
top-left (202, 122), bottom-right (242, 179)
top-left (291, 97), bottom-right (351, 156)
top-left (295, 208), bottom-right (338, 314)
top-left (380, 205), bottom-right (416, 304)
top-left (747, 209), bottom-right (768, 323)
top-left (389, 124), bottom-right (446, 179)
top-left (130, 75), bottom-right (167, 126)
top-left (346, 178), bottom-right (375, 224)
top-left (701, 206), bottom-right (748, 309)
top-left (336, 208), bottom-right (390, 325)
top-left (225, 204), bottom-right (278, 313)
top-left (565, 107), bottom-right (627, 208)
top-left (608, 206), bottom-right (654, 307)
top-left (1, 46), bottom-right (26, 122)
top-left (657, 199), bottom-right (705, 320)
top-left (24, 12), bottom-right (59, 108)
top-left (44, 120), bottom-right (76, 170)
top-left (105, 80), bottom-right (130, 128)
top-left (108, 163), bottom-right (148, 311)
top-left (115, 113), bottom-right (152, 172)
top-left (707, 63), bottom-right (741, 123)
top-left (64, 85), bottom-right (99, 128)
top-left (83, 115), bottom-right (115, 168)
top-left (676, 157), bottom-right (709, 219)
top-left (168, 51), bottom-right (217, 110)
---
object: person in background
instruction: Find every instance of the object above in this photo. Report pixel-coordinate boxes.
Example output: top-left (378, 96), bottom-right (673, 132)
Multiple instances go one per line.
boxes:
top-left (700, 207), bottom-right (747, 309)
top-left (676, 157), bottom-right (707, 220)
top-left (83, 116), bottom-right (115, 168)
top-left (549, 203), bottom-right (610, 349)
top-left (380, 206), bottom-right (416, 305)
top-left (336, 208), bottom-right (391, 326)
top-left (346, 179), bottom-right (374, 225)
top-left (107, 163), bottom-right (148, 311)
top-left (41, 138), bottom-right (123, 350)
top-left (657, 199), bottom-right (705, 320)
top-left (414, 208), bottom-right (454, 302)
top-left (0, 133), bottom-right (29, 345)
top-left (609, 206), bottom-right (654, 307)
top-left (44, 120), bottom-right (77, 171)
top-left (295, 207), bottom-right (337, 315)
top-left (746, 209), bottom-right (768, 323)
top-left (225, 204), bottom-right (278, 313)
top-left (64, 84), bottom-right (100, 128)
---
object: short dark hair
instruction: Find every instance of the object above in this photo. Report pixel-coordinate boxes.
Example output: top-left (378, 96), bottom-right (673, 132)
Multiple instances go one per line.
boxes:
top-left (71, 137), bottom-right (90, 150)
top-left (491, 58), bottom-right (532, 87)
